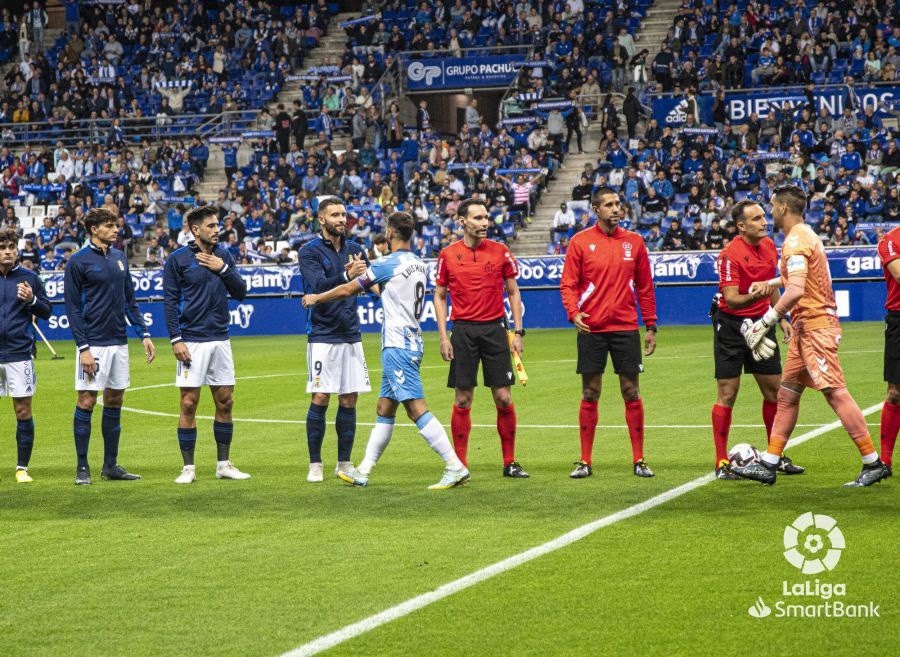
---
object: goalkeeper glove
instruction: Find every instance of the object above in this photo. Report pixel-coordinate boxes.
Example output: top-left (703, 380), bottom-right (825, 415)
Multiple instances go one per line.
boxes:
top-left (741, 309), bottom-right (779, 362)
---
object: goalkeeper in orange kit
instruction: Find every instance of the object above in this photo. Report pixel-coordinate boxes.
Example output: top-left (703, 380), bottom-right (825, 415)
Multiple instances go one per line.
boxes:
top-left (734, 186), bottom-right (889, 487)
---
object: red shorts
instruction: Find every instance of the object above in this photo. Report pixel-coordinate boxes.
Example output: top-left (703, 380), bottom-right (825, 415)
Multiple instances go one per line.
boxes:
top-left (782, 327), bottom-right (846, 391)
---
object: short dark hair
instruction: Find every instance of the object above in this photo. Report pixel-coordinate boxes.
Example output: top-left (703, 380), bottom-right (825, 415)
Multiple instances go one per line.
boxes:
top-left (373, 233), bottom-right (387, 245)
top-left (0, 227), bottom-right (18, 248)
top-left (731, 199), bottom-right (761, 224)
top-left (773, 185), bottom-right (808, 215)
top-left (457, 198), bottom-right (486, 220)
top-left (591, 186), bottom-right (619, 206)
top-left (317, 196), bottom-right (344, 218)
top-left (387, 211), bottom-right (415, 241)
top-left (185, 205), bottom-right (218, 229)
top-left (84, 208), bottom-right (117, 234)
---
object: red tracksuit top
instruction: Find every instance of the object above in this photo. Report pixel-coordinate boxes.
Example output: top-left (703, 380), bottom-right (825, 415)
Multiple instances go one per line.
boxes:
top-left (560, 224), bottom-right (657, 332)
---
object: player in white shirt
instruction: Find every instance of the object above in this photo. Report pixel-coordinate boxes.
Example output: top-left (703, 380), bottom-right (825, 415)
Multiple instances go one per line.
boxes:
top-left (302, 212), bottom-right (469, 489)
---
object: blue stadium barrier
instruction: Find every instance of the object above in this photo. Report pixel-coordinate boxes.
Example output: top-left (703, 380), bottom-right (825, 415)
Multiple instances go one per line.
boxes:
top-left (35, 250), bottom-right (892, 341)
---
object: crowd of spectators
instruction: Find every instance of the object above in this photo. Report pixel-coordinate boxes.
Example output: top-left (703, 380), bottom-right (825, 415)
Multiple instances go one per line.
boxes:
top-left (540, 0), bottom-right (900, 255)
top-left (1, 0), bottom-right (334, 133)
top-left (192, 0), bottom-right (662, 259)
top-left (555, 88), bottom-right (899, 253)
top-left (6, 0), bottom-right (897, 267)
top-left (644, 0), bottom-right (899, 100)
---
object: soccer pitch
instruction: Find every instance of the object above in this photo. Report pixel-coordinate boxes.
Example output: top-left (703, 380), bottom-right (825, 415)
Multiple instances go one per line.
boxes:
top-left (1, 325), bottom-right (897, 656)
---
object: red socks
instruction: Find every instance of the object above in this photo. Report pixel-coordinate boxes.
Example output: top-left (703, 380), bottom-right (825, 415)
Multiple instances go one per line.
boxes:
top-left (451, 404), bottom-right (517, 466)
top-left (496, 404), bottom-right (517, 466)
top-left (762, 400), bottom-right (777, 446)
top-left (625, 400), bottom-right (644, 463)
top-left (711, 404), bottom-right (733, 468)
top-left (880, 401), bottom-right (900, 467)
top-left (451, 404), bottom-right (471, 466)
top-left (579, 400), bottom-right (599, 464)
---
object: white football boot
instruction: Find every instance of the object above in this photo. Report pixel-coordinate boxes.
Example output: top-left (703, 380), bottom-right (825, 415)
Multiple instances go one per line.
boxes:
top-left (307, 462), bottom-right (324, 483)
top-left (216, 461), bottom-right (251, 480)
top-left (175, 465), bottom-right (196, 484)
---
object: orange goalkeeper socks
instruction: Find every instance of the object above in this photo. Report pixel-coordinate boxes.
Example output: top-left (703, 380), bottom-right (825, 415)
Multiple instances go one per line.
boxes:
top-left (766, 387), bottom-right (802, 461)
top-left (824, 387), bottom-right (877, 461)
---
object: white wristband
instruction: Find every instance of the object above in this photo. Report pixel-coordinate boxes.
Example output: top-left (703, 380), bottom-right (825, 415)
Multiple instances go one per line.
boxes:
top-left (766, 276), bottom-right (782, 288)
top-left (762, 307), bottom-right (781, 326)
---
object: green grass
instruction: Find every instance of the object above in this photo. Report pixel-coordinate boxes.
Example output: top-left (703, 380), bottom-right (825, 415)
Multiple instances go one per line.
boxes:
top-left (0, 325), bottom-right (897, 657)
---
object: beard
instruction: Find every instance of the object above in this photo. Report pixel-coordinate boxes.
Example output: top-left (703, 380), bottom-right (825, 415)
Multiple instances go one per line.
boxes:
top-left (323, 222), bottom-right (344, 238)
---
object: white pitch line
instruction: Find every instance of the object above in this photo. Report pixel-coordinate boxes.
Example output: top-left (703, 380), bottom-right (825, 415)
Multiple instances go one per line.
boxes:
top-left (125, 349), bottom-right (886, 392)
top-left (276, 402), bottom-right (884, 657)
top-left (125, 359), bottom-right (562, 393)
top-left (111, 405), bottom-right (886, 430)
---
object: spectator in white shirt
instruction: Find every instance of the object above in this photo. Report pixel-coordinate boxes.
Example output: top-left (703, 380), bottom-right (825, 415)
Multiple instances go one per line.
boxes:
top-left (54, 150), bottom-right (74, 182)
top-left (448, 174), bottom-right (466, 196)
top-left (552, 202), bottom-right (576, 240)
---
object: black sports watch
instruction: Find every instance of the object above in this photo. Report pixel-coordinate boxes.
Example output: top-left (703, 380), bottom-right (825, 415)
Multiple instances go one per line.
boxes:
top-left (646, 324), bottom-right (658, 333)
top-left (514, 329), bottom-right (526, 336)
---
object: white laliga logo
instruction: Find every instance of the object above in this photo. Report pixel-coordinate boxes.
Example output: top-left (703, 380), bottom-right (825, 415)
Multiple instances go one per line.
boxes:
top-left (783, 512), bottom-right (845, 574)
top-left (407, 61), bottom-right (441, 86)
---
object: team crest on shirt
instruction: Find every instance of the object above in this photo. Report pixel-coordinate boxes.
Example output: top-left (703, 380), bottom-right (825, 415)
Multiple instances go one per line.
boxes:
top-left (622, 242), bottom-right (633, 261)
top-left (589, 244), bottom-right (596, 252)
top-left (483, 262), bottom-right (497, 274)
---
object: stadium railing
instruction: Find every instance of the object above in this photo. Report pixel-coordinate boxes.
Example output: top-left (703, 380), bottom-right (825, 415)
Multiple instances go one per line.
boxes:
top-left (3, 110), bottom-right (268, 147)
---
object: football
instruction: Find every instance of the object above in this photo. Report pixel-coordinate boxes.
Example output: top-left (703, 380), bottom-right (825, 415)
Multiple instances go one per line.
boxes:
top-left (728, 443), bottom-right (761, 468)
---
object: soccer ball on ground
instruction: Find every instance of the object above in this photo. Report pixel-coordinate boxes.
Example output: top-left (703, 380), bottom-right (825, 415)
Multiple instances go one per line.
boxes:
top-left (728, 443), bottom-right (761, 469)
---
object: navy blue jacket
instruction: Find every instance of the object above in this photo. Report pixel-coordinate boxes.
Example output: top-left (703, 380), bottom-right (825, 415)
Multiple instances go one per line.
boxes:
top-left (163, 242), bottom-right (247, 343)
top-left (64, 243), bottom-right (150, 351)
top-left (298, 234), bottom-right (368, 344)
top-left (0, 266), bottom-right (52, 363)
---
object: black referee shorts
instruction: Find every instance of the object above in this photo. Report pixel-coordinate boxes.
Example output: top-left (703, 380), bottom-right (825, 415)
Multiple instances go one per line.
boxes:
top-left (712, 308), bottom-right (781, 380)
top-left (884, 312), bottom-right (900, 384)
top-left (447, 319), bottom-right (514, 389)
top-left (576, 331), bottom-right (643, 375)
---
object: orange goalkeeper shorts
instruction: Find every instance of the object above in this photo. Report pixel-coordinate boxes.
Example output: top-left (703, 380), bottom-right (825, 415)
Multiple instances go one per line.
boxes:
top-left (782, 327), bottom-right (846, 391)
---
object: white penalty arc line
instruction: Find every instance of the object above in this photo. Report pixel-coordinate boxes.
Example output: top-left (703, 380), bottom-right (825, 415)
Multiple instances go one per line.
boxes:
top-left (277, 403), bottom-right (884, 657)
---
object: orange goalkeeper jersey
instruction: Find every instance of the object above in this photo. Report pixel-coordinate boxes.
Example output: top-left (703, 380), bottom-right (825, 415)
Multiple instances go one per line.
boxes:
top-left (779, 223), bottom-right (839, 333)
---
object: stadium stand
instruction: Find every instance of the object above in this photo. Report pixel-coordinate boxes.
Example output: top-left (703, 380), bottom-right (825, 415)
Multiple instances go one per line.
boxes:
top-left (535, 0), bottom-right (900, 255)
top-left (4, 0), bottom-right (894, 266)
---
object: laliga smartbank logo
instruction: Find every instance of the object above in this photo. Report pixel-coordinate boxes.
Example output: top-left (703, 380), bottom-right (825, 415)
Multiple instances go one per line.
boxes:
top-left (746, 513), bottom-right (880, 620)
top-left (783, 511), bottom-right (844, 574)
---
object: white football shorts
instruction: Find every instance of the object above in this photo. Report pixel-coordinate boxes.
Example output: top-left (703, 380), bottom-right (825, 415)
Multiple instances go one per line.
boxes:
top-left (175, 340), bottom-right (236, 388)
top-left (306, 342), bottom-right (371, 395)
top-left (0, 360), bottom-right (37, 397)
top-left (75, 344), bottom-right (130, 391)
